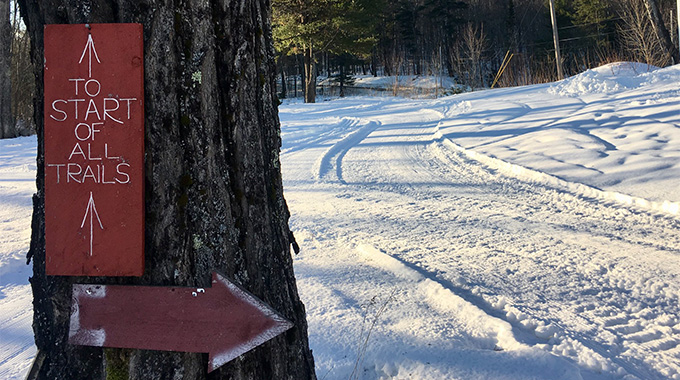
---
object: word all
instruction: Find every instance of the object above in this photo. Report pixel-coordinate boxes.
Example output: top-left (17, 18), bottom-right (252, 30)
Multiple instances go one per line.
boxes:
top-left (46, 78), bottom-right (138, 185)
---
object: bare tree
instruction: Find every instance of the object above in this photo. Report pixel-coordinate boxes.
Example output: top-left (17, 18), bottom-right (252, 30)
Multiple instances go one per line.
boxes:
top-left (619, 0), bottom-right (670, 66)
top-left (10, 1), bottom-right (34, 135)
top-left (391, 47), bottom-right (405, 96)
top-left (0, 0), bottom-right (14, 138)
top-left (449, 23), bottom-right (487, 90)
top-left (641, 0), bottom-right (680, 64)
top-left (462, 23), bottom-right (486, 88)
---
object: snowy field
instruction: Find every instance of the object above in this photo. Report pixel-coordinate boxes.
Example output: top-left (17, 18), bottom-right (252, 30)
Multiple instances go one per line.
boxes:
top-left (319, 74), bottom-right (463, 96)
top-left (0, 136), bottom-right (37, 380)
top-left (1, 62), bottom-right (680, 379)
top-left (281, 63), bottom-right (680, 380)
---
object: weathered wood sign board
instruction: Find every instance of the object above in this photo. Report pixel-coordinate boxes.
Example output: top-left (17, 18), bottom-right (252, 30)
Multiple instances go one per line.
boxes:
top-left (44, 24), bottom-right (144, 276)
top-left (69, 272), bottom-right (294, 372)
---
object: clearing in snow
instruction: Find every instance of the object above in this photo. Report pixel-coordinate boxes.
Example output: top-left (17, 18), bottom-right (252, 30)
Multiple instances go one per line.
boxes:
top-left (281, 63), bottom-right (680, 380)
top-left (1, 62), bottom-right (679, 379)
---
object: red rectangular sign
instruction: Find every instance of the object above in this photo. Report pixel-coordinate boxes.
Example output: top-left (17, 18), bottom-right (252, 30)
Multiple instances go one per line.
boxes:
top-left (44, 24), bottom-right (144, 276)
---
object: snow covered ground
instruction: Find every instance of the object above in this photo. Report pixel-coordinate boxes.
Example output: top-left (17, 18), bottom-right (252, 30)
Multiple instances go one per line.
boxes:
top-left (1, 62), bottom-right (679, 379)
top-left (319, 74), bottom-right (463, 95)
top-left (0, 136), bottom-right (37, 380)
top-left (281, 62), bottom-right (680, 380)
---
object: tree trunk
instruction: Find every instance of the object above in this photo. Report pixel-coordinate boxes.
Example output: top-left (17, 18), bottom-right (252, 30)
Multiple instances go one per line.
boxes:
top-left (280, 70), bottom-right (287, 99)
top-left (294, 54), bottom-right (299, 98)
top-left (303, 43), bottom-right (316, 103)
top-left (0, 0), bottom-right (14, 139)
top-left (18, 1), bottom-right (316, 379)
top-left (642, 0), bottom-right (680, 64)
top-left (339, 64), bottom-right (345, 98)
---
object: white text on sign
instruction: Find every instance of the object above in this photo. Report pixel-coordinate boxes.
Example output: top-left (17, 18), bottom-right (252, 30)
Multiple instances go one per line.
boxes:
top-left (46, 77), bottom-right (139, 185)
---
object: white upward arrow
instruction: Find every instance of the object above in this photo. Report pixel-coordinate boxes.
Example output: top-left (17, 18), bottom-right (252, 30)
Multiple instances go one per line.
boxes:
top-left (80, 192), bottom-right (104, 256)
top-left (79, 34), bottom-right (101, 78)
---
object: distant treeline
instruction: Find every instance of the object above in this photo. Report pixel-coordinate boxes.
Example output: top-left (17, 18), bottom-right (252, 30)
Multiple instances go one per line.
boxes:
top-left (273, 0), bottom-right (680, 102)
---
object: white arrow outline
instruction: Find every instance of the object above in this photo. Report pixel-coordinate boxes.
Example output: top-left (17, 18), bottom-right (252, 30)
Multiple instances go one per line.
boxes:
top-left (80, 192), bottom-right (104, 256)
top-left (79, 34), bottom-right (101, 78)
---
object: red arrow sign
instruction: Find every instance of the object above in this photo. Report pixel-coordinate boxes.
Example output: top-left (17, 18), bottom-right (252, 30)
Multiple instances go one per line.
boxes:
top-left (68, 272), bottom-right (294, 372)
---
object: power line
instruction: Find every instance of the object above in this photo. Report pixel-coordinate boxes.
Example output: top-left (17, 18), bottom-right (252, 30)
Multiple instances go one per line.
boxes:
top-left (557, 17), bottom-right (624, 31)
top-left (559, 30), bottom-right (621, 43)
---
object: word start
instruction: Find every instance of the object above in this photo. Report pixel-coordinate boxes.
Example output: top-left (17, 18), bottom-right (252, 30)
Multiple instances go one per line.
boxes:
top-left (47, 78), bottom-right (138, 185)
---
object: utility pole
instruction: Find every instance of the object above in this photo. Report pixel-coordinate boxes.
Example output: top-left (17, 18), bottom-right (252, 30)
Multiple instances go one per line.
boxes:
top-left (548, 0), bottom-right (564, 80)
top-left (438, 45), bottom-right (443, 98)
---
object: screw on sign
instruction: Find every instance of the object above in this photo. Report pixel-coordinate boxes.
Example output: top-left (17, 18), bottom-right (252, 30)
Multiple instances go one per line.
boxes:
top-left (44, 24), bottom-right (144, 276)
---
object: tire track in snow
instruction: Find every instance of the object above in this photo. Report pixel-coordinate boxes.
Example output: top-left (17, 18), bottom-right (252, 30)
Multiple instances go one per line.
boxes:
top-left (314, 120), bottom-right (380, 182)
top-left (357, 243), bottom-right (529, 352)
top-left (281, 117), bottom-right (358, 155)
top-left (282, 97), bottom-right (680, 379)
top-left (314, 121), bottom-right (680, 379)
top-left (433, 124), bottom-right (680, 218)
top-left (354, 243), bottom-right (649, 378)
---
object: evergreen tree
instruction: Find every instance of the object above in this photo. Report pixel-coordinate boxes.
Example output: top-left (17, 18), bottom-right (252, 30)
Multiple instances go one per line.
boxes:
top-left (571, 0), bottom-right (615, 48)
top-left (506, 0), bottom-right (518, 49)
top-left (273, 0), bottom-right (382, 102)
top-left (274, 0), bottom-right (335, 103)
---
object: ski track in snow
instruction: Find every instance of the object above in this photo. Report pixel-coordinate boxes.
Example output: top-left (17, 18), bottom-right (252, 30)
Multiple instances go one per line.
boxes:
top-left (281, 67), bottom-right (680, 380)
top-left (2, 64), bottom-right (680, 380)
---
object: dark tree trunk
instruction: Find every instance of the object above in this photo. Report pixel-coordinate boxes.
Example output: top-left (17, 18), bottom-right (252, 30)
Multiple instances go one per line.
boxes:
top-left (339, 64), bottom-right (345, 98)
top-left (18, 0), bottom-right (316, 379)
top-left (0, 0), bottom-right (14, 138)
top-left (280, 70), bottom-right (287, 99)
top-left (371, 53), bottom-right (377, 77)
top-left (303, 43), bottom-right (316, 103)
top-left (642, 0), bottom-right (680, 64)
top-left (294, 54), bottom-right (299, 98)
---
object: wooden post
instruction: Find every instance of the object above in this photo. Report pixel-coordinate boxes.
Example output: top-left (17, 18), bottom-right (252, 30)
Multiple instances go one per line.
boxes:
top-left (677, 0), bottom-right (680, 54)
top-left (548, 0), bottom-right (564, 80)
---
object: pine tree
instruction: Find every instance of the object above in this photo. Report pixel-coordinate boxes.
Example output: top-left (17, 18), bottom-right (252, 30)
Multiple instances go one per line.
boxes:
top-left (571, 0), bottom-right (614, 48)
top-left (273, 0), bottom-right (333, 103)
top-left (273, 0), bottom-right (382, 102)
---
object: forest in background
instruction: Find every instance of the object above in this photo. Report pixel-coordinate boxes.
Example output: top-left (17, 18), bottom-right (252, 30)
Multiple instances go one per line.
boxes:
top-left (3, 0), bottom-right (680, 133)
top-left (273, 0), bottom-right (680, 101)
top-left (3, 0), bottom-right (33, 137)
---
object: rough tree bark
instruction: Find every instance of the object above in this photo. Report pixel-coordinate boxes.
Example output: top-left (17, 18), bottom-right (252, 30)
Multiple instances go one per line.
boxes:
top-left (642, 0), bottom-right (680, 64)
top-left (0, 0), bottom-right (14, 138)
top-left (18, 0), bottom-right (316, 379)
